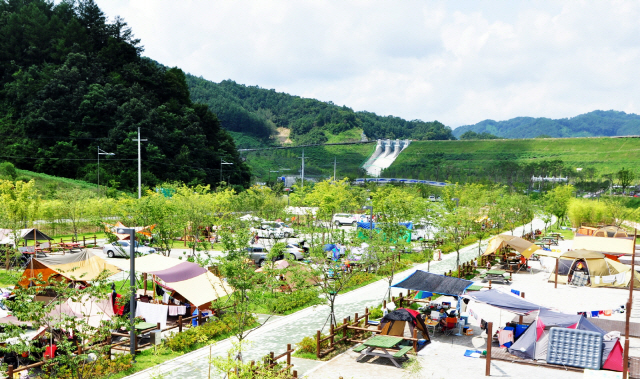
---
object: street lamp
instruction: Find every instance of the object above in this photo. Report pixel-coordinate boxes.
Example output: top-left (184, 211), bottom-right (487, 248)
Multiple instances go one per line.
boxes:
top-left (362, 205), bottom-right (373, 240)
top-left (220, 159), bottom-right (233, 184)
top-left (116, 227), bottom-right (136, 361)
top-left (97, 146), bottom-right (115, 196)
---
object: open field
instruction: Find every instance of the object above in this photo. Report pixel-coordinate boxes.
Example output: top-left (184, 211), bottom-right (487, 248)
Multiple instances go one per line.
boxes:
top-left (385, 137), bottom-right (640, 181)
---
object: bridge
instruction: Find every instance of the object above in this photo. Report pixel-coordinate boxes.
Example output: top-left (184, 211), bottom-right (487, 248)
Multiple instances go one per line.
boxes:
top-left (354, 178), bottom-right (447, 186)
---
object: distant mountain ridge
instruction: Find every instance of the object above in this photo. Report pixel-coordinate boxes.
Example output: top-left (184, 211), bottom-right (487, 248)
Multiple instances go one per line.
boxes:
top-left (452, 110), bottom-right (640, 139)
top-left (186, 77), bottom-right (455, 148)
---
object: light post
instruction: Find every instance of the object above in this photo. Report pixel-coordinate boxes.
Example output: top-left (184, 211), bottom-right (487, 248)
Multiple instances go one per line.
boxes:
top-left (97, 146), bottom-right (115, 196)
top-left (362, 205), bottom-right (373, 240)
top-left (220, 159), bottom-right (233, 185)
top-left (116, 227), bottom-right (136, 361)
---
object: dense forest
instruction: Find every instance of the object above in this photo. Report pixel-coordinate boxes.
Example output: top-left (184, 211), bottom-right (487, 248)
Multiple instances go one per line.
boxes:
top-left (453, 110), bottom-right (640, 139)
top-left (186, 77), bottom-right (455, 147)
top-left (0, 0), bottom-right (250, 191)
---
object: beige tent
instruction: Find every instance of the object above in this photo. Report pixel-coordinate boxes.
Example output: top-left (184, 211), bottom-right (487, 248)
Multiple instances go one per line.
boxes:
top-left (484, 234), bottom-right (540, 258)
top-left (547, 249), bottom-right (640, 288)
top-left (134, 254), bottom-right (233, 307)
top-left (594, 226), bottom-right (628, 238)
top-left (573, 235), bottom-right (636, 255)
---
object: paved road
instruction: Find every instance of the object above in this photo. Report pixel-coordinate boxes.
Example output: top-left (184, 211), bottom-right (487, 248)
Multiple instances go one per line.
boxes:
top-left (122, 218), bottom-right (548, 379)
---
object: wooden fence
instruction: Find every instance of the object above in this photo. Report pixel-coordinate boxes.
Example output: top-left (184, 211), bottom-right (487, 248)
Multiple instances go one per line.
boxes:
top-left (315, 306), bottom-right (420, 359)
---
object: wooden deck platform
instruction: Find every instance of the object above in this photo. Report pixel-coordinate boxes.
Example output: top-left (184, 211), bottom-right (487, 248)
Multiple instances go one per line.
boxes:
top-left (485, 347), bottom-right (584, 373)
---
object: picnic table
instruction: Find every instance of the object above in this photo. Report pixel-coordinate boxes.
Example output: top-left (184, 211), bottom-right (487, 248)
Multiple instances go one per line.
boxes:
top-left (59, 242), bottom-right (83, 253)
top-left (539, 236), bottom-right (558, 246)
top-left (481, 269), bottom-right (511, 284)
top-left (354, 335), bottom-right (411, 368)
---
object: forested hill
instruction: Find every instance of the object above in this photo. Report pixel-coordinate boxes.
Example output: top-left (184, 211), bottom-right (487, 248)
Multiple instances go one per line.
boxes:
top-left (0, 0), bottom-right (250, 190)
top-left (186, 76), bottom-right (455, 147)
top-left (452, 110), bottom-right (640, 139)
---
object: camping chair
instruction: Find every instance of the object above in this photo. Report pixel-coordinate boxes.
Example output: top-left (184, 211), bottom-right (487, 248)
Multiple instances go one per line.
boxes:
top-left (439, 317), bottom-right (458, 336)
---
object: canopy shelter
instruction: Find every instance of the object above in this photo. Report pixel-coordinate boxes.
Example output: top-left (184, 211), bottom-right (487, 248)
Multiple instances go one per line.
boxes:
top-left (572, 235), bottom-right (636, 256)
top-left (392, 270), bottom-right (473, 296)
top-left (462, 289), bottom-right (545, 315)
top-left (134, 254), bottom-right (233, 308)
top-left (17, 251), bottom-right (121, 288)
top-left (483, 234), bottom-right (540, 259)
top-left (548, 249), bottom-right (640, 288)
top-left (104, 221), bottom-right (156, 241)
top-left (0, 228), bottom-right (53, 247)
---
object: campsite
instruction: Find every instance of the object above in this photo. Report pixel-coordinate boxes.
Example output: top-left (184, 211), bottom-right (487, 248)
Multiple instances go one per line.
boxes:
top-left (1, 174), bottom-right (640, 378)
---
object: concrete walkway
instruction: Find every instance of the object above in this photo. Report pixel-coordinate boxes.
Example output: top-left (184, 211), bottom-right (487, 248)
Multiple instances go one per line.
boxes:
top-left (123, 219), bottom-right (547, 379)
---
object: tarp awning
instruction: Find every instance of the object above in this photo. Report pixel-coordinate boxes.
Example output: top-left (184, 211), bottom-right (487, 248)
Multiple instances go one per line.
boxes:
top-left (148, 262), bottom-right (207, 283)
top-left (484, 234), bottom-right (540, 258)
top-left (463, 289), bottom-right (545, 315)
top-left (18, 251), bottom-right (121, 287)
top-left (392, 270), bottom-right (473, 296)
top-left (573, 236), bottom-right (635, 255)
top-left (135, 254), bottom-right (233, 307)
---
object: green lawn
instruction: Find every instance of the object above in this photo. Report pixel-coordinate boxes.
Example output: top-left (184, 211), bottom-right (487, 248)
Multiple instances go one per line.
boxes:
top-left (386, 137), bottom-right (640, 180)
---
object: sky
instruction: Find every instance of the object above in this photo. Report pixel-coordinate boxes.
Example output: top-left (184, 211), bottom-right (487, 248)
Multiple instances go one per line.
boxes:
top-left (96, 1), bottom-right (640, 129)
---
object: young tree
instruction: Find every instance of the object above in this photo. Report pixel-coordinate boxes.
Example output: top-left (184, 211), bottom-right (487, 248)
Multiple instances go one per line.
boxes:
top-left (58, 189), bottom-right (91, 241)
top-left (216, 223), bottom-right (267, 362)
top-left (0, 179), bottom-right (40, 268)
top-left (544, 185), bottom-right (575, 227)
top-left (617, 168), bottom-right (635, 194)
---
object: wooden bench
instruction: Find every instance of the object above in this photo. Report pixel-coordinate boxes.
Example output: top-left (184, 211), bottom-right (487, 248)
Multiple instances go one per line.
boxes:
top-left (393, 345), bottom-right (413, 358)
top-left (353, 344), bottom-right (367, 353)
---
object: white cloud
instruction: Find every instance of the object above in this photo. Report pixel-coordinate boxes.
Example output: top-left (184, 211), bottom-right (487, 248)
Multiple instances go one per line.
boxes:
top-left (96, 0), bottom-right (640, 128)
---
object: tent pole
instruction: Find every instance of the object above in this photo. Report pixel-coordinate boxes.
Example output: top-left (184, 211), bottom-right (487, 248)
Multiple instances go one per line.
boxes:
top-left (554, 258), bottom-right (558, 289)
top-left (485, 321), bottom-right (492, 376)
top-left (519, 292), bottom-right (525, 324)
top-left (623, 228), bottom-right (636, 379)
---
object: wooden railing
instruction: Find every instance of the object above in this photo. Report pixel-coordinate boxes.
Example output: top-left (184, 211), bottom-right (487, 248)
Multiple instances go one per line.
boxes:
top-left (314, 306), bottom-right (420, 359)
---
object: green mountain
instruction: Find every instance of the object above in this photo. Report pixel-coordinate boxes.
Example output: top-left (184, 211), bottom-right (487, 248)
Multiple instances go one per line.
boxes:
top-left (452, 110), bottom-right (640, 139)
top-left (186, 77), bottom-right (455, 148)
top-left (0, 0), bottom-right (250, 190)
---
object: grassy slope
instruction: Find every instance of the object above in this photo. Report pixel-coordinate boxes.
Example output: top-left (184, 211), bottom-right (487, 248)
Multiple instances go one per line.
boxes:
top-left (387, 137), bottom-right (640, 178)
top-left (15, 169), bottom-right (97, 194)
top-left (242, 143), bottom-right (375, 182)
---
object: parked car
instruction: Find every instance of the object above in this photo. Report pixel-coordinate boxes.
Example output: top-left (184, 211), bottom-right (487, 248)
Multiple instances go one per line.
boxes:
top-left (246, 246), bottom-right (283, 267)
top-left (428, 195), bottom-right (436, 202)
top-left (103, 241), bottom-right (156, 258)
top-left (284, 244), bottom-right (305, 260)
top-left (262, 222), bottom-right (295, 238)
top-left (251, 225), bottom-right (285, 239)
top-left (332, 213), bottom-right (358, 226)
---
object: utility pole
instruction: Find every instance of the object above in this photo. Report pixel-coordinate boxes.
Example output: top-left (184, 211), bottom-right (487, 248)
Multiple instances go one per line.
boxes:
top-left (97, 146), bottom-right (114, 196)
top-left (298, 149), bottom-right (306, 189)
top-left (133, 127), bottom-right (147, 199)
top-left (333, 156), bottom-right (337, 181)
top-left (220, 158), bottom-right (233, 185)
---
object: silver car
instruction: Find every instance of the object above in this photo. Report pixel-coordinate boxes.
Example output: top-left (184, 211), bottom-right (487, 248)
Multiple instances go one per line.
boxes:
top-left (103, 241), bottom-right (156, 258)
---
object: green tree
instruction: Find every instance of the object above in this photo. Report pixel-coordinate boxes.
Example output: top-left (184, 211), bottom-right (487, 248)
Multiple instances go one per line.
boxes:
top-left (617, 168), bottom-right (635, 193)
top-left (544, 185), bottom-right (575, 227)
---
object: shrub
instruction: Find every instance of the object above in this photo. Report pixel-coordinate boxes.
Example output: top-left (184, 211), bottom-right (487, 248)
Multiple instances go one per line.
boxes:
top-left (346, 272), bottom-right (376, 288)
top-left (267, 289), bottom-right (321, 314)
top-left (163, 315), bottom-right (245, 352)
top-left (369, 307), bottom-right (383, 319)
